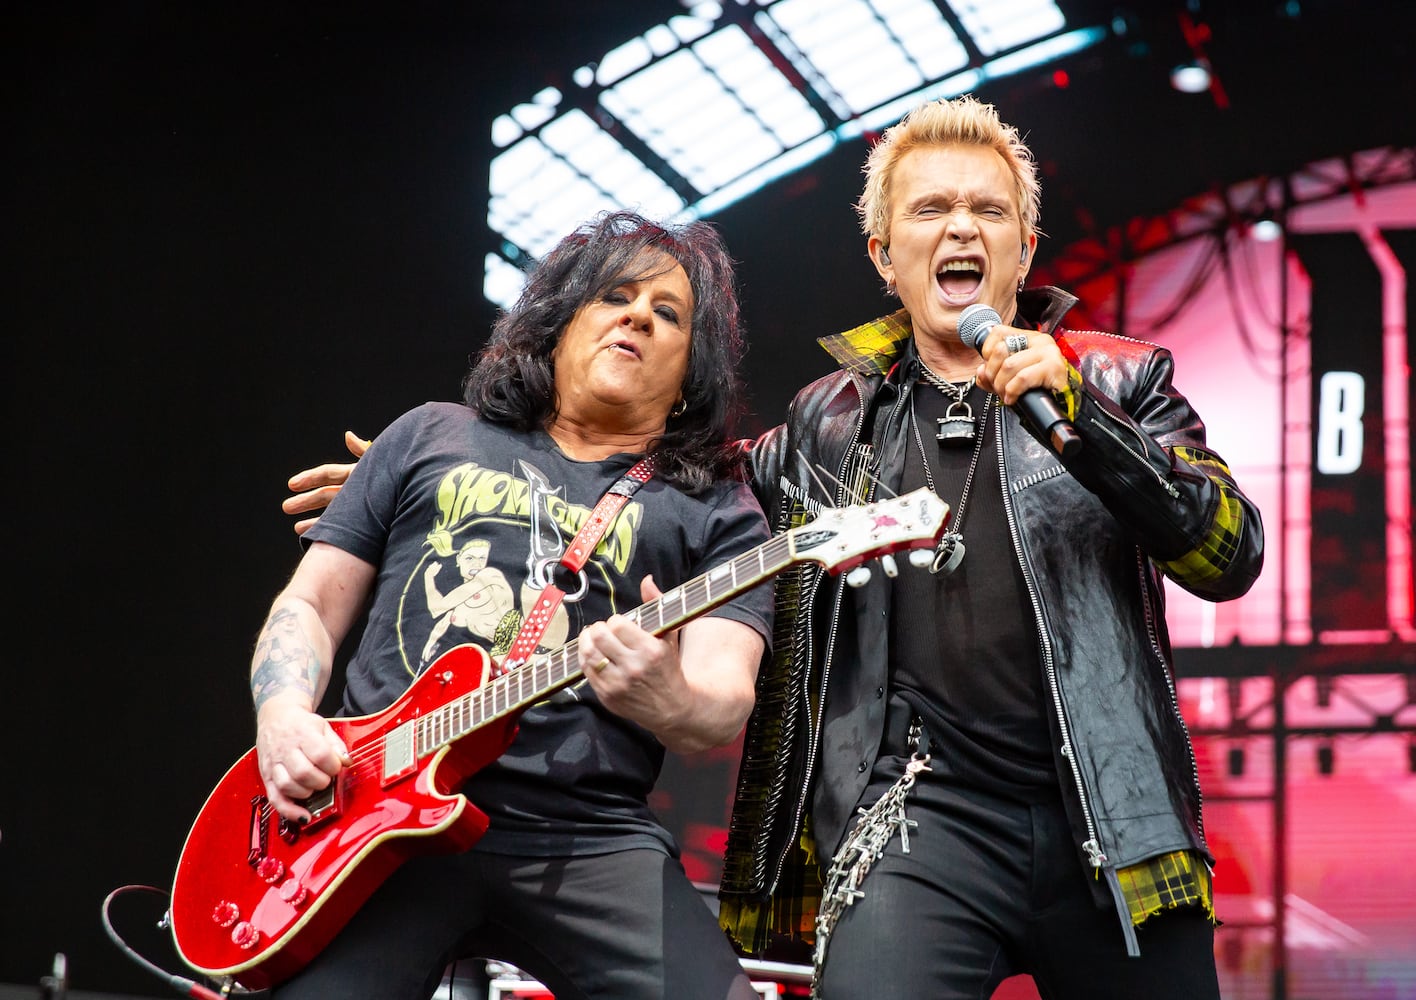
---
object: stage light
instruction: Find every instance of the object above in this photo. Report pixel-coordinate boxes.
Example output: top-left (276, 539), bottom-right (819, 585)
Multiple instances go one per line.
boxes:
top-left (1172, 11), bottom-right (1227, 107)
top-left (1170, 61), bottom-right (1211, 94)
top-left (1251, 217), bottom-right (1282, 242)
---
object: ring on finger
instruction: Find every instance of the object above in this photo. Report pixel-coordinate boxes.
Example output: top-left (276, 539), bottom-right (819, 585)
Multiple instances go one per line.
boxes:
top-left (593, 657), bottom-right (610, 673)
top-left (1005, 333), bottom-right (1029, 355)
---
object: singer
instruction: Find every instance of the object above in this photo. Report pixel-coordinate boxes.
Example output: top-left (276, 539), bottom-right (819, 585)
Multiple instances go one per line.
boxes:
top-left (717, 95), bottom-right (1264, 999)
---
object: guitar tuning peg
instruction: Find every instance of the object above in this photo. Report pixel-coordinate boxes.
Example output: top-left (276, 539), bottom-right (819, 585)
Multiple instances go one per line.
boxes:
top-left (908, 548), bottom-right (934, 568)
top-left (846, 565), bottom-right (872, 588)
top-left (879, 554), bottom-right (899, 578)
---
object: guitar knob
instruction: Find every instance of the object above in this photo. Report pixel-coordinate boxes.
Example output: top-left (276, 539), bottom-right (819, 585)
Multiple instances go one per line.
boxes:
top-left (255, 857), bottom-right (285, 883)
top-left (879, 554), bottom-right (899, 578)
top-left (231, 921), bottom-right (261, 950)
top-left (845, 566), bottom-right (872, 588)
top-left (211, 901), bottom-right (240, 928)
top-left (908, 548), bottom-right (934, 568)
top-left (278, 877), bottom-right (309, 907)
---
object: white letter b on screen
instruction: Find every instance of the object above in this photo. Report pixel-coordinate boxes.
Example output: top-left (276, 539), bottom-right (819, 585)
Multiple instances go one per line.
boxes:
top-left (1316, 371), bottom-right (1365, 475)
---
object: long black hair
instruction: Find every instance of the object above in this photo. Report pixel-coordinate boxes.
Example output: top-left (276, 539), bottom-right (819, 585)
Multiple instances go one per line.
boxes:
top-left (463, 210), bottom-right (748, 493)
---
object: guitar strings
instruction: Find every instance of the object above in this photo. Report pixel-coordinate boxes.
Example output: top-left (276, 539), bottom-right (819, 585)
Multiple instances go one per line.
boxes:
top-left (303, 530), bottom-right (805, 804)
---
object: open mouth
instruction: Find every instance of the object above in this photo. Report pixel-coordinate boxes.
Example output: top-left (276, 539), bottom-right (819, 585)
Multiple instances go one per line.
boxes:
top-left (937, 258), bottom-right (983, 299)
top-left (608, 340), bottom-right (641, 359)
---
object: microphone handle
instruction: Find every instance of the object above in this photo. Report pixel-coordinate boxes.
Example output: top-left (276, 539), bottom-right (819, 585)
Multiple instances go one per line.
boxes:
top-left (1017, 390), bottom-right (1082, 458)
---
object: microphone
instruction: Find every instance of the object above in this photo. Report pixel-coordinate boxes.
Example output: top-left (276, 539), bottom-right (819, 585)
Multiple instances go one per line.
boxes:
top-left (957, 304), bottom-right (1082, 458)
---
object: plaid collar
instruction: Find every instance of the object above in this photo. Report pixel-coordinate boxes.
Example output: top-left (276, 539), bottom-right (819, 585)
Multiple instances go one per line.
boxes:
top-left (814, 286), bottom-right (1079, 377)
top-left (815, 307), bottom-right (914, 378)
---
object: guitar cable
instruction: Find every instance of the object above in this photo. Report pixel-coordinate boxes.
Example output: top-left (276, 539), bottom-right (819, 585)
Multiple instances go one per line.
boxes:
top-left (102, 884), bottom-right (245, 1000)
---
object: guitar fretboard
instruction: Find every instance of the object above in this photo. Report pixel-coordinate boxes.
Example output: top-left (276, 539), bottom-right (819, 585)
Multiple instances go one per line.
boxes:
top-left (412, 531), bottom-right (798, 756)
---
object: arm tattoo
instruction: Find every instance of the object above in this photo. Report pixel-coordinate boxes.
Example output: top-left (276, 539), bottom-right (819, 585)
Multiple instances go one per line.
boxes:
top-left (251, 606), bottom-right (324, 712)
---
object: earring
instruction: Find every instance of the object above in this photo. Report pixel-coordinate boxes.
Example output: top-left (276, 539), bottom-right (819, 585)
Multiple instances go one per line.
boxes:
top-left (1017, 277), bottom-right (1025, 293)
top-left (670, 398), bottom-right (687, 418)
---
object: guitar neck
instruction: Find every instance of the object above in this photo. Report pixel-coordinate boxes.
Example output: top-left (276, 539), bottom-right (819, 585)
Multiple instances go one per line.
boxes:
top-left (419, 531), bottom-right (797, 754)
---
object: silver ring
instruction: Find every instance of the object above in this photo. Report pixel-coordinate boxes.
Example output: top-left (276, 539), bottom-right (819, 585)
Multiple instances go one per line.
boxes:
top-left (532, 557), bottom-right (590, 603)
top-left (1005, 333), bottom-right (1029, 355)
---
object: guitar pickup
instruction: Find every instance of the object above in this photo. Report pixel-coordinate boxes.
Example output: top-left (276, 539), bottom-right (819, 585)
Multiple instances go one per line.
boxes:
top-left (294, 781), bottom-right (341, 833)
top-left (383, 720), bottom-right (416, 785)
top-left (274, 781), bottom-right (342, 843)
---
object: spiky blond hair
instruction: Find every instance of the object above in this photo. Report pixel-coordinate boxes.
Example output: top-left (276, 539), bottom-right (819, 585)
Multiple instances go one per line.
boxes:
top-left (856, 94), bottom-right (1041, 246)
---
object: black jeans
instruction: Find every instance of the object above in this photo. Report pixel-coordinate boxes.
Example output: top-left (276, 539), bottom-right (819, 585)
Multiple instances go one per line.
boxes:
top-left (816, 757), bottom-right (1221, 1000)
top-left (270, 846), bottom-right (758, 1000)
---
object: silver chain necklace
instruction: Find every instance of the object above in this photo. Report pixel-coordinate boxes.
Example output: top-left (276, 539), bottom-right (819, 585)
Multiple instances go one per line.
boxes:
top-left (911, 365), bottom-right (993, 575)
top-left (916, 361), bottom-right (978, 445)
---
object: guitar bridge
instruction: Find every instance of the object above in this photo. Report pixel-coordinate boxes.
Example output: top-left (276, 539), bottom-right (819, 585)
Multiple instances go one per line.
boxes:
top-left (248, 796), bottom-right (270, 865)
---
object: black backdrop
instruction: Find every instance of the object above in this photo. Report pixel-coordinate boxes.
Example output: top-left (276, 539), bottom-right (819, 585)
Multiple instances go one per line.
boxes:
top-left (8, 4), bottom-right (1414, 996)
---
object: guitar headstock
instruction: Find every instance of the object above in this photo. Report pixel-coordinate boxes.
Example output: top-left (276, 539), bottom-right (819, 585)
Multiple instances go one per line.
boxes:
top-left (785, 488), bottom-right (949, 576)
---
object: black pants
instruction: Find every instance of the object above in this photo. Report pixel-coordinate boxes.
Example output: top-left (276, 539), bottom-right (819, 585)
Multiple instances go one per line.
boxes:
top-left (271, 846), bottom-right (758, 1000)
top-left (816, 758), bottom-right (1221, 1000)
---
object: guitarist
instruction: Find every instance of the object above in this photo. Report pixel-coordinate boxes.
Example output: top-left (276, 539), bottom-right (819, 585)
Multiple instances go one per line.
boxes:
top-left (251, 210), bottom-right (771, 1000)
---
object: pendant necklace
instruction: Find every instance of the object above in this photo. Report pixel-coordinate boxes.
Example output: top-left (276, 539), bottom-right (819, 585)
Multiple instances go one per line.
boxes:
top-left (917, 361), bottom-right (978, 445)
top-left (911, 361), bottom-right (993, 575)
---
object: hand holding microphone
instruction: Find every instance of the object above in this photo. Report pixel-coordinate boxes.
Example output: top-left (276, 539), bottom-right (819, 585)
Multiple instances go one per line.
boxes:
top-left (958, 303), bottom-right (1082, 458)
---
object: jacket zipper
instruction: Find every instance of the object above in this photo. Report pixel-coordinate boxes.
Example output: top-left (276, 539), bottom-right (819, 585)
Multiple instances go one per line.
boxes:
top-left (1090, 407), bottom-right (1180, 499)
top-left (1136, 548), bottom-right (1208, 846)
top-left (996, 405), bottom-right (1106, 869)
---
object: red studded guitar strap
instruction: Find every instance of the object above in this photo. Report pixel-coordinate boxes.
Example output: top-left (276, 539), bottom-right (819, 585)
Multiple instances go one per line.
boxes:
top-left (498, 457), bottom-right (655, 673)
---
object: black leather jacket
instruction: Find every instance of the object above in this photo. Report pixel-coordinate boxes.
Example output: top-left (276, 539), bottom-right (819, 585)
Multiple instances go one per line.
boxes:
top-left (720, 286), bottom-right (1264, 952)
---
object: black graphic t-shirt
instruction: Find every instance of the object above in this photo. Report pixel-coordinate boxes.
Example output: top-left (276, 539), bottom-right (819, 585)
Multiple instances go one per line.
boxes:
top-left (304, 402), bottom-right (773, 857)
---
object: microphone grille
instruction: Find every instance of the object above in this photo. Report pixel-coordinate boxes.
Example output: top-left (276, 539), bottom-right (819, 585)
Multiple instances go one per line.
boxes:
top-left (957, 303), bottom-right (1002, 351)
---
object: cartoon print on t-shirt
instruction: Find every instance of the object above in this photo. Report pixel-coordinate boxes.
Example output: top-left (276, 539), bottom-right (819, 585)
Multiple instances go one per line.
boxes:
top-left (421, 537), bottom-right (519, 664)
top-left (412, 459), bottom-right (639, 675)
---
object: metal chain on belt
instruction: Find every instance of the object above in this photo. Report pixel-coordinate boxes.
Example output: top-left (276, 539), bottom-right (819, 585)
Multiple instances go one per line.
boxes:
top-left (810, 753), bottom-right (933, 999)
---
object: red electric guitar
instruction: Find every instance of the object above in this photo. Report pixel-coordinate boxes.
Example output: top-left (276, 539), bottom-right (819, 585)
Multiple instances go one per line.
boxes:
top-left (169, 488), bottom-right (948, 991)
